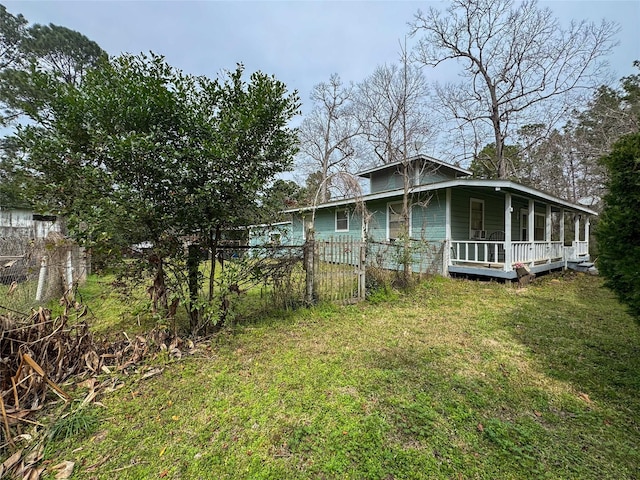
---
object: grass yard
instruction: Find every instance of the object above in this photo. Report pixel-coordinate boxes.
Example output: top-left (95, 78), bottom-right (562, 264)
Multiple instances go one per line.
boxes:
top-left (35, 273), bottom-right (640, 478)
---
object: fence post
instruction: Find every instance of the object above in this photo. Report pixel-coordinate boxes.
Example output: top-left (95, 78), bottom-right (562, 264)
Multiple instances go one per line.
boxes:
top-left (65, 249), bottom-right (74, 294)
top-left (304, 228), bottom-right (315, 305)
top-left (36, 256), bottom-right (48, 302)
top-left (359, 240), bottom-right (366, 300)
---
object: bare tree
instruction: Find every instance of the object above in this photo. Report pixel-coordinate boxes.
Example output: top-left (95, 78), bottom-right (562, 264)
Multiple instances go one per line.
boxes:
top-left (410, 0), bottom-right (619, 178)
top-left (355, 59), bottom-right (432, 166)
top-left (355, 45), bottom-right (435, 281)
top-left (518, 65), bottom-right (640, 206)
top-left (297, 74), bottom-right (360, 203)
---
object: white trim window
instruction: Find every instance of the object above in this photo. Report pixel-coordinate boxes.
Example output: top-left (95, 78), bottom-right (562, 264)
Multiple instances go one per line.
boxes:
top-left (387, 201), bottom-right (410, 241)
top-left (520, 209), bottom-right (528, 241)
top-left (520, 210), bottom-right (545, 241)
top-left (335, 209), bottom-right (349, 232)
top-left (469, 198), bottom-right (485, 239)
top-left (534, 212), bottom-right (545, 241)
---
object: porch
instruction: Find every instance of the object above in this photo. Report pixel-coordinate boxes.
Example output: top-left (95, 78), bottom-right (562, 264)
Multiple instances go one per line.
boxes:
top-left (448, 239), bottom-right (590, 279)
top-left (444, 187), bottom-right (594, 280)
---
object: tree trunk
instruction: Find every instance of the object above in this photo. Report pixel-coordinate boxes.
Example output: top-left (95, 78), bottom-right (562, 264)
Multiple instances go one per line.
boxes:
top-left (187, 243), bottom-right (200, 331)
top-left (149, 256), bottom-right (168, 315)
top-left (208, 225), bottom-right (221, 301)
top-left (492, 102), bottom-right (507, 178)
top-left (401, 162), bottom-right (411, 281)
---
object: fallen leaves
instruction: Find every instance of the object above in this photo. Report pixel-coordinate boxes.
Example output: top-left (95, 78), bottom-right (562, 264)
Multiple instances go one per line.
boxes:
top-left (578, 392), bottom-right (592, 404)
top-left (0, 445), bottom-right (45, 480)
top-left (50, 461), bottom-right (75, 479)
top-left (142, 367), bottom-right (164, 380)
top-left (0, 299), bottom-right (200, 480)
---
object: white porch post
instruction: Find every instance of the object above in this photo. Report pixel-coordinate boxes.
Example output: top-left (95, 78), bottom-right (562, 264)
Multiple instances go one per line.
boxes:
top-left (504, 192), bottom-right (512, 272)
top-left (546, 204), bottom-right (552, 264)
top-left (585, 216), bottom-right (590, 254)
top-left (574, 215), bottom-right (581, 243)
top-left (560, 208), bottom-right (566, 267)
top-left (528, 199), bottom-right (535, 265)
top-left (545, 205), bottom-right (552, 242)
top-left (444, 188), bottom-right (452, 276)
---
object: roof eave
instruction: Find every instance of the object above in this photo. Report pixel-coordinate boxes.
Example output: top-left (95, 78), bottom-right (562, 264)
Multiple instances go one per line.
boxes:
top-left (283, 179), bottom-right (597, 216)
top-left (356, 154), bottom-right (472, 178)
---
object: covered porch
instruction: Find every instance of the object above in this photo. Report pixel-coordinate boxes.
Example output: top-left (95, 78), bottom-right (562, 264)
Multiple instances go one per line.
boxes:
top-left (444, 187), bottom-right (595, 280)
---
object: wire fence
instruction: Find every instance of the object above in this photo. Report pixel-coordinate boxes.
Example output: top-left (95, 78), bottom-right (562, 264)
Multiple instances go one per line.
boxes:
top-left (1, 231), bottom-right (445, 328)
top-left (1, 233), bottom-right (88, 318)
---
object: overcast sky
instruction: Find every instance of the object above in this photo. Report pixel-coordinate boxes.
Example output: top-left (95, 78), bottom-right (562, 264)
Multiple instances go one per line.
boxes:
top-left (4, 0), bottom-right (639, 116)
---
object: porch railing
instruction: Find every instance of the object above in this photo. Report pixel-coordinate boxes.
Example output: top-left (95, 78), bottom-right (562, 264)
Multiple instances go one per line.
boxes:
top-left (573, 241), bottom-right (589, 256)
top-left (512, 241), bottom-right (563, 264)
top-left (450, 240), bottom-right (504, 265)
top-left (451, 240), bottom-right (564, 268)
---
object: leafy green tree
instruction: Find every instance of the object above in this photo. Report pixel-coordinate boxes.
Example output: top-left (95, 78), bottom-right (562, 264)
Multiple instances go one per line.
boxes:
top-left (15, 53), bottom-right (299, 331)
top-left (0, 137), bottom-right (30, 207)
top-left (261, 179), bottom-right (305, 217)
top-left (0, 13), bottom-right (106, 126)
top-left (22, 23), bottom-right (106, 85)
top-left (596, 133), bottom-right (640, 319)
top-left (0, 6), bottom-right (107, 209)
top-left (470, 143), bottom-right (521, 179)
top-left (0, 4), bottom-right (26, 68)
top-left (175, 64), bottom-right (300, 303)
top-left (0, 4), bottom-right (28, 124)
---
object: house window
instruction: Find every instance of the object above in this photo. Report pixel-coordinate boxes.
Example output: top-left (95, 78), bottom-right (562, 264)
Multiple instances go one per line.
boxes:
top-left (520, 210), bottom-right (528, 241)
top-left (534, 213), bottom-right (545, 241)
top-left (520, 210), bottom-right (546, 241)
top-left (32, 214), bottom-right (57, 222)
top-left (469, 198), bottom-right (485, 238)
top-left (388, 201), bottom-right (409, 241)
top-left (335, 209), bottom-right (349, 232)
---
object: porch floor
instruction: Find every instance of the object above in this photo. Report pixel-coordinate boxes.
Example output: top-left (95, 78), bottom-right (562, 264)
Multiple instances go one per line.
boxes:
top-left (448, 260), bottom-right (566, 280)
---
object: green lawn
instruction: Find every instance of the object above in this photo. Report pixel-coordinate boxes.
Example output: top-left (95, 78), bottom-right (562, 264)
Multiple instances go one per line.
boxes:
top-left (34, 273), bottom-right (640, 478)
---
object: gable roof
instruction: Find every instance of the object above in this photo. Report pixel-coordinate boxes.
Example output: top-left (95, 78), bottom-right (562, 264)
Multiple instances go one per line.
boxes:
top-left (356, 154), bottom-right (472, 179)
top-left (285, 178), bottom-right (597, 216)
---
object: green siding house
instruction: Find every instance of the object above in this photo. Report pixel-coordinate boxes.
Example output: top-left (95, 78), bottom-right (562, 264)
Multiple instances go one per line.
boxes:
top-left (282, 155), bottom-right (596, 280)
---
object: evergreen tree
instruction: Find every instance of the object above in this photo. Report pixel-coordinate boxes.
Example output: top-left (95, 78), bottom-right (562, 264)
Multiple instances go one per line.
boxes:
top-left (596, 133), bottom-right (640, 319)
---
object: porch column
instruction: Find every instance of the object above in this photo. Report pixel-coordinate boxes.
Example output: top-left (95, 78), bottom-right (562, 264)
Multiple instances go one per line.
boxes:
top-left (574, 215), bottom-right (581, 243)
top-left (546, 204), bottom-right (552, 264)
top-left (528, 199), bottom-right (535, 266)
top-left (444, 188), bottom-right (452, 275)
top-left (560, 208), bottom-right (566, 266)
top-left (585, 216), bottom-right (590, 254)
top-left (504, 192), bottom-right (512, 272)
top-left (545, 205), bottom-right (552, 242)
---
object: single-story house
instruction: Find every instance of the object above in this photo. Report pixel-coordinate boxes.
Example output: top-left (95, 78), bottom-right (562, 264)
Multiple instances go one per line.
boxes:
top-left (281, 155), bottom-right (595, 280)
